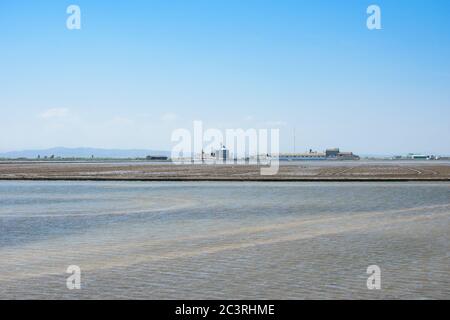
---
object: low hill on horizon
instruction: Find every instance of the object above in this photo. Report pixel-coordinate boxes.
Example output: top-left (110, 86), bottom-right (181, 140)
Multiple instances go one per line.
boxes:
top-left (0, 147), bottom-right (171, 159)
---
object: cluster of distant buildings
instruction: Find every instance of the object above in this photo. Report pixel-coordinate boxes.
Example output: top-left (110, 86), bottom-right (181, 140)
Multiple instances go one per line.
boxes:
top-left (392, 153), bottom-right (446, 160)
top-left (7, 148), bottom-right (445, 163)
top-left (278, 148), bottom-right (360, 161)
top-left (176, 146), bottom-right (360, 162)
top-left (170, 146), bottom-right (361, 163)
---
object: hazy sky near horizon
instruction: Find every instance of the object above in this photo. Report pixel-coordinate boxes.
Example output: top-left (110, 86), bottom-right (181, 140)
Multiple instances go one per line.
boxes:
top-left (1, 0), bottom-right (449, 154)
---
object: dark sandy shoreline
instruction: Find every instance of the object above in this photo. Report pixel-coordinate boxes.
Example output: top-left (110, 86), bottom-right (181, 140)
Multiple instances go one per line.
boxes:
top-left (1, 162), bottom-right (450, 181)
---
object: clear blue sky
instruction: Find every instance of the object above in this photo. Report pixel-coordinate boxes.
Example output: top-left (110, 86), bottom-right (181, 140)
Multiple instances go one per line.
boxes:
top-left (1, 0), bottom-right (449, 155)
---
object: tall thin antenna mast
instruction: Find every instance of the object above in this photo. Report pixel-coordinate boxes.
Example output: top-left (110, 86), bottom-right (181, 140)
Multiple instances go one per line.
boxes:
top-left (293, 128), bottom-right (296, 154)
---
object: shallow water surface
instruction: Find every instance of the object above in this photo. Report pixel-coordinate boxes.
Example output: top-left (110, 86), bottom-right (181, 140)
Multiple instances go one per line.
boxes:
top-left (0, 181), bottom-right (449, 299)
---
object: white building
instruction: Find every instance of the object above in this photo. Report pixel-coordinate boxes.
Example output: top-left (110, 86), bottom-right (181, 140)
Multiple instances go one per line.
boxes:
top-left (215, 145), bottom-right (229, 161)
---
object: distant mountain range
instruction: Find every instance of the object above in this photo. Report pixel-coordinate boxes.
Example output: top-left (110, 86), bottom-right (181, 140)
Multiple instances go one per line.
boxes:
top-left (0, 147), bottom-right (171, 159)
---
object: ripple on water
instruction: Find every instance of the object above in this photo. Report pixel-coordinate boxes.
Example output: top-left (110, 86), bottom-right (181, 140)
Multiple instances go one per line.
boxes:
top-left (0, 181), bottom-right (449, 299)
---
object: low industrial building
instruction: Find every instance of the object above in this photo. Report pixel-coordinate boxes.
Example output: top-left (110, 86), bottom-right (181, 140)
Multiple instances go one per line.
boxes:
top-left (279, 148), bottom-right (359, 161)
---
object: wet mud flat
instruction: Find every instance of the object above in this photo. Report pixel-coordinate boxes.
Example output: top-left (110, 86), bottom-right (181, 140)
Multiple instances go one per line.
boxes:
top-left (0, 161), bottom-right (450, 181)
